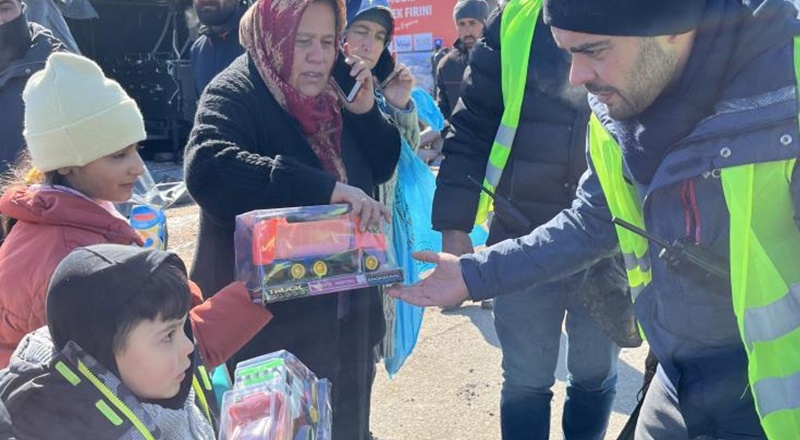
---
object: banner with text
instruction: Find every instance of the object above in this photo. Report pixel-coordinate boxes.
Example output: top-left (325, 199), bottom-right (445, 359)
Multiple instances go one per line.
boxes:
top-left (388, 0), bottom-right (459, 52)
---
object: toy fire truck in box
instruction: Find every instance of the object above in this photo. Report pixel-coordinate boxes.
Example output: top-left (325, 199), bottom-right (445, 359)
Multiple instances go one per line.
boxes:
top-left (239, 205), bottom-right (404, 303)
top-left (253, 216), bottom-right (389, 280)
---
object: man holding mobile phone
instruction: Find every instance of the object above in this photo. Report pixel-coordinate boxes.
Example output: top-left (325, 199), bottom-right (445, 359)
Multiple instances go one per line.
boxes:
top-left (344, 0), bottom-right (419, 149)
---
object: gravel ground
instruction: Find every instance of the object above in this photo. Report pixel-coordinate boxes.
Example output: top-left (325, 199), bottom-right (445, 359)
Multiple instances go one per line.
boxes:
top-left (166, 203), bottom-right (649, 440)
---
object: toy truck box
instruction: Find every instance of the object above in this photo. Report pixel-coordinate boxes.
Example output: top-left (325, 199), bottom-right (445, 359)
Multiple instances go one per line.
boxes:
top-left (219, 350), bottom-right (331, 440)
top-left (235, 204), bottom-right (404, 304)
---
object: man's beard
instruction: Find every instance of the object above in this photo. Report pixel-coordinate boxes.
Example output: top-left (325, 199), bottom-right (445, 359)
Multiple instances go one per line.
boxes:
top-left (588, 38), bottom-right (679, 120)
top-left (0, 13), bottom-right (31, 73)
top-left (461, 36), bottom-right (476, 49)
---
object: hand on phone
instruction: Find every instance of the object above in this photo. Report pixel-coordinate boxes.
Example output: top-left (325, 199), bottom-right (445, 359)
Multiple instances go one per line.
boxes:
top-left (381, 57), bottom-right (414, 110)
top-left (331, 50), bottom-right (361, 102)
top-left (374, 49), bottom-right (398, 87)
top-left (337, 43), bottom-right (375, 115)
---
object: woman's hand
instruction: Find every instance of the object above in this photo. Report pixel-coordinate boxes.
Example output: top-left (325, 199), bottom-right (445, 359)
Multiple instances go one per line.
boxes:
top-left (330, 182), bottom-right (391, 231)
top-left (382, 62), bottom-right (415, 110)
top-left (341, 43), bottom-right (375, 115)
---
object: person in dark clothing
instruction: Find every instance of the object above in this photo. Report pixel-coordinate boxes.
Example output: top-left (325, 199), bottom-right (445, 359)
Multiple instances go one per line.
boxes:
top-left (430, 2), bottom-right (631, 439)
top-left (430, 41), bottom-right (449, 95)
top-left (21, 0), bottom-right (97, 54)
top-left (345, 0), bottom-right (419, 148)
top-left (190, 0), bottom-right (248, 94)
top-left (435, 0), bottom-right (489, 120)
top-left (183, 0), bottom-right (400, 437)
top-left (0, 245), bottom-right (229, 439)
top-left (0, 0), bottom-right (65, 177)
top-left (393, 0), bottom-right (800, 438)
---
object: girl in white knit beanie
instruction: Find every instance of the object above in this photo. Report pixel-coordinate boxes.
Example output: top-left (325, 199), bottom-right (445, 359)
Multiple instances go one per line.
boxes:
top-left (0, 51), bottom-right (148, 368)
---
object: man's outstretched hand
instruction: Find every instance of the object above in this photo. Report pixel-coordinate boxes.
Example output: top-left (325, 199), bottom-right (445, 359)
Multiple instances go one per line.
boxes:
top-left (385, 251), bottom-right (470, 307)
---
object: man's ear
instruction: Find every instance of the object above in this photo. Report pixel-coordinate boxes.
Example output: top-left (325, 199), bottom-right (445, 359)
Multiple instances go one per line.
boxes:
top-left (56, 167), bottom-right (75, 176)
top-left (664, 29), bottom-right (696, 46)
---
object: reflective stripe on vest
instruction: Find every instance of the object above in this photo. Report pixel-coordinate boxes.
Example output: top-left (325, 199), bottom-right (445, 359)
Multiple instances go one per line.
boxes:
top-left (474, 0), bottom-right (542, 225)
top-left (588, 37), bottom-right (800, 437)
top-left (722, 156), bottom-right (800, 437)
top-left (588, 114), bottom-right (652, 301)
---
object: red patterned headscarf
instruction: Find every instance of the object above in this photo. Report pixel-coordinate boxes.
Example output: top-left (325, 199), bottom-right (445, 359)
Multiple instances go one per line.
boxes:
top-left (240, 0), bottom-right (348, 182)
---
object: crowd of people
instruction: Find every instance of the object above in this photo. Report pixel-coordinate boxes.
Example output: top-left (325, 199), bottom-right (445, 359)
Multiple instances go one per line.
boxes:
top-left (1, 0), bottom-right (800, 439)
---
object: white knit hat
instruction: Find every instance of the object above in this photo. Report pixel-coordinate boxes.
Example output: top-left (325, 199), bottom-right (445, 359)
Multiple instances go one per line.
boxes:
top-left (22, 52), bottom-right (146, 172)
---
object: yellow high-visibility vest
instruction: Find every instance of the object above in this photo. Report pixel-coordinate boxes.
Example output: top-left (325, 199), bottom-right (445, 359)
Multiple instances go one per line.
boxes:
top-left (474, 0), bottom-right (541, 225)
top-left (587, 38), bottom-right (800, 435)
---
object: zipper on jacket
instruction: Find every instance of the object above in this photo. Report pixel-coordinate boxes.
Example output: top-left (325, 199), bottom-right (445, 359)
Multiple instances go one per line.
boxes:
top-left (76, 360), bottom-right (155, 440)
top-left (192, 374), bottom-right (215, 429)
top-left (192, 375), bottom-right (212, 420)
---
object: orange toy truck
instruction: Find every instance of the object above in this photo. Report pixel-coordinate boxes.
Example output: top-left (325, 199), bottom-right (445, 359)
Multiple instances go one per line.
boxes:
top-left (252, 216), bottom-right (389, 283)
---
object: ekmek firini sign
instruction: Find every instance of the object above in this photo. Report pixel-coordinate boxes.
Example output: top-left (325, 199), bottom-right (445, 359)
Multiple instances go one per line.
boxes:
top-left (388, 0), bottom-right (459, 51)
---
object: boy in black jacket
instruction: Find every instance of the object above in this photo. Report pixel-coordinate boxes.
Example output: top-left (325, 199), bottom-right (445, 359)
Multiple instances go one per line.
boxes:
top-left (0, 245), bottom-right (221, 439)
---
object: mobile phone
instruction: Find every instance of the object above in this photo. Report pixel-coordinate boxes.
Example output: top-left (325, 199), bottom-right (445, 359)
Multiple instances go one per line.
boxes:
top-left (373, 49), bottom-right (398, 88)
top-left (331, 51), bottom-right (361, 103)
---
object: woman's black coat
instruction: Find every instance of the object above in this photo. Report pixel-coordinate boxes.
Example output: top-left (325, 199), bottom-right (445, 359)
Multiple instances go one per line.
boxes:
top-left (184, 54), bottom-right (400, 372)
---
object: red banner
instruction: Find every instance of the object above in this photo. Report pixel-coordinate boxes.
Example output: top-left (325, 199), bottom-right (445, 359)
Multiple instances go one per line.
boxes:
top-left (388, 0), bottom-right (459, 52)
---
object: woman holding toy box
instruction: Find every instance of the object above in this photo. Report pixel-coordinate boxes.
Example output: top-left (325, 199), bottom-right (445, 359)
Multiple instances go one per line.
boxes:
top-left (183, 0), bottom-right (400, 437)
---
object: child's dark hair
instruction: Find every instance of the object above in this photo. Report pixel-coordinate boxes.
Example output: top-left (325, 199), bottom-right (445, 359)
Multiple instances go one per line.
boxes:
top-left (111, 261), bottom-right (192, 354)
top-left (47, 246), bottom-right (194, 378)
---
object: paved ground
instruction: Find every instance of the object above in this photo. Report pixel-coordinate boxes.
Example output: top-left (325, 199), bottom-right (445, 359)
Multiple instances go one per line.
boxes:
top-left (370, 305), bottom-right (649, 440)
top-left (167, 203), bottom-right (648, 440)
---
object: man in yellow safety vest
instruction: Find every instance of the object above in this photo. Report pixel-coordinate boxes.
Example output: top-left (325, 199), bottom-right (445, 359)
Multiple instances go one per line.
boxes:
top-left (431, 0), bottom-right (636, 438)
top-left (390, 0), bottom-right (800, 438)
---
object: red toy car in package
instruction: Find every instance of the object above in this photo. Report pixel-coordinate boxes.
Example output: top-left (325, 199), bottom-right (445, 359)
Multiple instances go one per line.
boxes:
top-left (235, 204), bottom-right (403, 304)
top-left (219, 350), bottom-right (332, 440)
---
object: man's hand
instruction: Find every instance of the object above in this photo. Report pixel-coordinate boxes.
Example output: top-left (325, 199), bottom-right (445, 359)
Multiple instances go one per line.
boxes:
top-left (382, 62), bottom-right (414, 110)
top-left (442, 230), bottom-right (474, 256)
top-left (385, 251), bottom-right (470, 307)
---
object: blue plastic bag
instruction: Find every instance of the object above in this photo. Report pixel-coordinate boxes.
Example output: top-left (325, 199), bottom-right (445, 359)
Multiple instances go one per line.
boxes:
top-left (411, 88), bottom-right (445, 131)
top-left (384, 141), bottom-right (432, 376)
top-left (384, 140), bottom-right (487, 376)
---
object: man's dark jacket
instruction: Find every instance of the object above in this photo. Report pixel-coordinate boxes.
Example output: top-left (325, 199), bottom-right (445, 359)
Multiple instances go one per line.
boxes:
top-left (190, 3), bottom-right (247, 95)
top-left (459, 0), bottom-right (800, 437)
top-left (432, 11), bottom-right (591, 246)
top-left (435, 39), bottom-right (468, 119)
top-left (0, 23), bottom-right (64, 176)
top-left (432, 8), bottom-right (631, 341)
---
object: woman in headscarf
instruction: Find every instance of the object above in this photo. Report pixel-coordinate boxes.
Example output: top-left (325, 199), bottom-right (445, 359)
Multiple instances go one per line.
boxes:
top-left (183, 0), bottom-right (401, 435)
